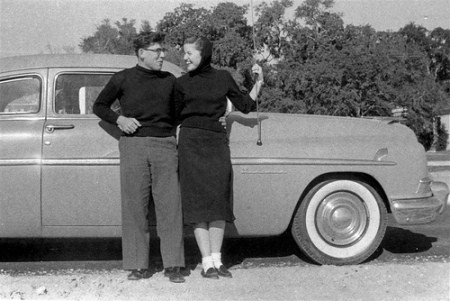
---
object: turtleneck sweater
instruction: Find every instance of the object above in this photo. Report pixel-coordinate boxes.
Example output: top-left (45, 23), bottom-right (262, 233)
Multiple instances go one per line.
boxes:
top-left (175, 66), bottom-right (256, 133)
top-left (93, 64), bottom-right (177, 137)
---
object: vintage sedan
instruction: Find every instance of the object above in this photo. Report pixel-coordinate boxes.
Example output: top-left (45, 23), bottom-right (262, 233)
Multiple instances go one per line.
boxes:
top-left (1, 54), bottom-right (448, 265)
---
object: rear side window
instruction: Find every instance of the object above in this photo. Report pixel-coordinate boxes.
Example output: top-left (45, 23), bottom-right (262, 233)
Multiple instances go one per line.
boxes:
top-left (55, 73), bottom-right (119, 115)
top-left (0, 76), bottom-right (41, 114)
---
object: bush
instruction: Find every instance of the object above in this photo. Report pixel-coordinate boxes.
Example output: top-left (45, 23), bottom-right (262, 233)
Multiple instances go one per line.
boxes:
top-left (436, 119), bottom-right (449, 151)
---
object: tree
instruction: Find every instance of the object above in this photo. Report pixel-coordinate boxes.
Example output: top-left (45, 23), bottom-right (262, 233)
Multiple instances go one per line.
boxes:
top-left (429, 27), bottom-right (450, 82)
top-left (43, 44), bottom-right (76, 54)
top-left (435, 118), bottom-right (449, 151)
top-left (399, 23), bottom-right (450, 83)
top-left (208, 2), bottom-right (253, 68)
top-left (140, 20), bottom-right (153, 33)
top-left (158, 2), bottom-right (254, 70)
top-left (254, 0), bottom-right (293, 62)
top-left (114, 18), bottom-right (138, 54)
top-left (257, 0), bottom-right (347, 115)
top-left (77, 1), bottom-right (449, 149)
top-left (398, 22), bottom-right (430, 49)
top-left (80, 18), bottom-right (137, 55)
top-left (208, 1), bottom-right (250, 41)
top-left (295, 0), bottom-right (336, 31)
top-left (157, 3), bottom-right (210, 47)
top-left (256, 0), bottom-right (449, 149)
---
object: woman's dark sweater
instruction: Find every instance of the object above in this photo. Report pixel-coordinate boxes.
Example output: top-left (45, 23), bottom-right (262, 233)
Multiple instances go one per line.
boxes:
top-left (175, 66), bottom-right (256, 133)
top-left (93, 65), bottom-right (177, 137)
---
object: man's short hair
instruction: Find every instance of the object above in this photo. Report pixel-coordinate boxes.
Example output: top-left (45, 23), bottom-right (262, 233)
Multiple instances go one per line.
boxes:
top-left (133, 32), bottom-right (165, 56)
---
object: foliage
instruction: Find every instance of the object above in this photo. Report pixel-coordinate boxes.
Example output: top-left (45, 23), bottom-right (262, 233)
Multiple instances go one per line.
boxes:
top-left (79, 18), bottom-right (138, 55)
top-left (256, 0), bottom-right (450, 150)
top-left (399, 23), bottom-right (450, 82)
top-left (255, 0), bottom-right (294, 62)
top-left (157, 2), bottom-right (254, 69)
top-left (436, 120), bottom-right (449, 151)
top-left (157, 3), bottom-right (210, 47)
top-left (78, 1), bottom-right (450, 150)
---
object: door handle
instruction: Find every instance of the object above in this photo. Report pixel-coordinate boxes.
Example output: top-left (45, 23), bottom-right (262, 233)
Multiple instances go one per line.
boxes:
top-left (46, 124), bottom-right (75, 133)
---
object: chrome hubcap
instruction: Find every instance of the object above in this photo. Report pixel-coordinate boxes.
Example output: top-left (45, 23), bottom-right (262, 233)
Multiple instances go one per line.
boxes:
top-left (316, 191), bottom-right (368, 246)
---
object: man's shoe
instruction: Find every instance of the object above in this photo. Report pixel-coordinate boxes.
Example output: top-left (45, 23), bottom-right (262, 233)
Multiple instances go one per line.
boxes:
top-left (164, 267), bottom-right (186, 283)
top-left (216, 265), bottom-right (232, 278)
top-left (127, 269), bottom-right (152, 280)
top-left (180, 267), bottom-right (191, 277)
top-left (201, 267), bottom-right (219, 279)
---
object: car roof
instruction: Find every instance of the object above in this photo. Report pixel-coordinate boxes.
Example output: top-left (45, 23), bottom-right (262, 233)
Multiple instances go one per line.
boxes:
top-left (0, 54), bottom-right (185, 77)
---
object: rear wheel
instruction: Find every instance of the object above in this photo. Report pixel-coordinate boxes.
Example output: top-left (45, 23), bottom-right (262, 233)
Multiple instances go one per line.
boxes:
top-left (292, 180), bottom-right (387, 265)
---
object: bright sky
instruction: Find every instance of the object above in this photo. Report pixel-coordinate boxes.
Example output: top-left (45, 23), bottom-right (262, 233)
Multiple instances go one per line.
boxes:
top-left (1, 0), bottom-right (449, 58)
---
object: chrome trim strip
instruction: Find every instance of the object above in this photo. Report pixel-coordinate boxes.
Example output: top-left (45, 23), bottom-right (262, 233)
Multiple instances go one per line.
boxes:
top-left (428, 161), bottom-right (450, 167)
top-left (42, 159), bottom-right (119, 165)
top-left (1, 157), bottom-right (396, 167)
top-left (231, 157), bottom-right (396, 166)
top-left (0, 158), bottom-right (119, 166)
top-left (0, 116), bottom-right (45, 121)
top-left (45, 116), bottom-right (99, 120)
top-left (0, 159), bottom-right (41, 166)
top-left (390, 192), bottom-right (434, 199)
top-left (241, 166), bottom-right (287, 174)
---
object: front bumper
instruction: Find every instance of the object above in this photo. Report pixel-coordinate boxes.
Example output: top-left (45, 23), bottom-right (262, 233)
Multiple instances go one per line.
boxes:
top-left (391, 181), bottom-right (449, 225)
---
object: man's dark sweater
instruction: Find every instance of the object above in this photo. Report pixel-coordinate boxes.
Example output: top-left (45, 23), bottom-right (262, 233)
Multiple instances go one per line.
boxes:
top-left (93, 65), bottom-right (177, 137)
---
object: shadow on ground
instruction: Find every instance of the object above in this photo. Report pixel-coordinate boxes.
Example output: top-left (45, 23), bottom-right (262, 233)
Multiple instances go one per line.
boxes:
top-left (381, 226), bottom-right (436, 253)
top-left (0, 233), bottom-right (309, 264)
top-left (0, 223), bottom-right (438, 270)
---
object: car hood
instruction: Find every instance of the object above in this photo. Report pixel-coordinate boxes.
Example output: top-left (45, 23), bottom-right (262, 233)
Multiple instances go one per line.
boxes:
top-left (228, 112), bottom-right (424, 163)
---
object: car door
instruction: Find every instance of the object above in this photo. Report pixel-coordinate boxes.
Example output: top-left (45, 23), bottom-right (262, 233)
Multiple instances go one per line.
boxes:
top-left (41, 69), bottom-right (122, 236)
top-left (0, 72), bottom-right (45, 237)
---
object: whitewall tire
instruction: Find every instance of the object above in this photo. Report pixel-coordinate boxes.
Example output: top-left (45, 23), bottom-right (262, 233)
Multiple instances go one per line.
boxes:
top-left (292, 180), bottom-right (388, 265)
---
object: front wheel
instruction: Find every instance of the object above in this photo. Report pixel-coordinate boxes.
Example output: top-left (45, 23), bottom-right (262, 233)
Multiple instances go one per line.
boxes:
top-left (292, 180), bottom-right (387, 265)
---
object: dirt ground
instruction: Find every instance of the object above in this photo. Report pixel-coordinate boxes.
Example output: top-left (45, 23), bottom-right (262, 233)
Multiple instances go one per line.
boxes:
top-left (1, 260), bottom-right (449, 301)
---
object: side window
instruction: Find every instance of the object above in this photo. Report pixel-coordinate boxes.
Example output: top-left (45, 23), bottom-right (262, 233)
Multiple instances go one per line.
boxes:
top-left (0, 76), bottom-right (41, 114)
top-left (54, 73), bottom-right (120, 115)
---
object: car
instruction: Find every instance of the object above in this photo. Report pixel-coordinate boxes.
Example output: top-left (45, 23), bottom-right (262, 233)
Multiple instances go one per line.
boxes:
top-left (1, 54), bottom-right (448, 265)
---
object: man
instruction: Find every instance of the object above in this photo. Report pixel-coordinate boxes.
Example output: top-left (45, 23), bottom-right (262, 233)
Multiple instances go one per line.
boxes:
top-left (93, 32), bottom-right (186, 283)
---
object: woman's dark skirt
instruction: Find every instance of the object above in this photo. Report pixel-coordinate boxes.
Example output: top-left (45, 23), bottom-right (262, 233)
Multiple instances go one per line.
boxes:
top-left (178, 127), bottom-right (235, 225)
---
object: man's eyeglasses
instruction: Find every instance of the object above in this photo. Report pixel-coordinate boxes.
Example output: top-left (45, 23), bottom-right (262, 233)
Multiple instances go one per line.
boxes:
top-left (142, 48), bottom-right (167, 56)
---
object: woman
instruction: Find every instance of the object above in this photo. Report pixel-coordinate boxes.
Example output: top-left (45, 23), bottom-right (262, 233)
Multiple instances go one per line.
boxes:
top-left (175, 36), bottom-right (263, 279)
